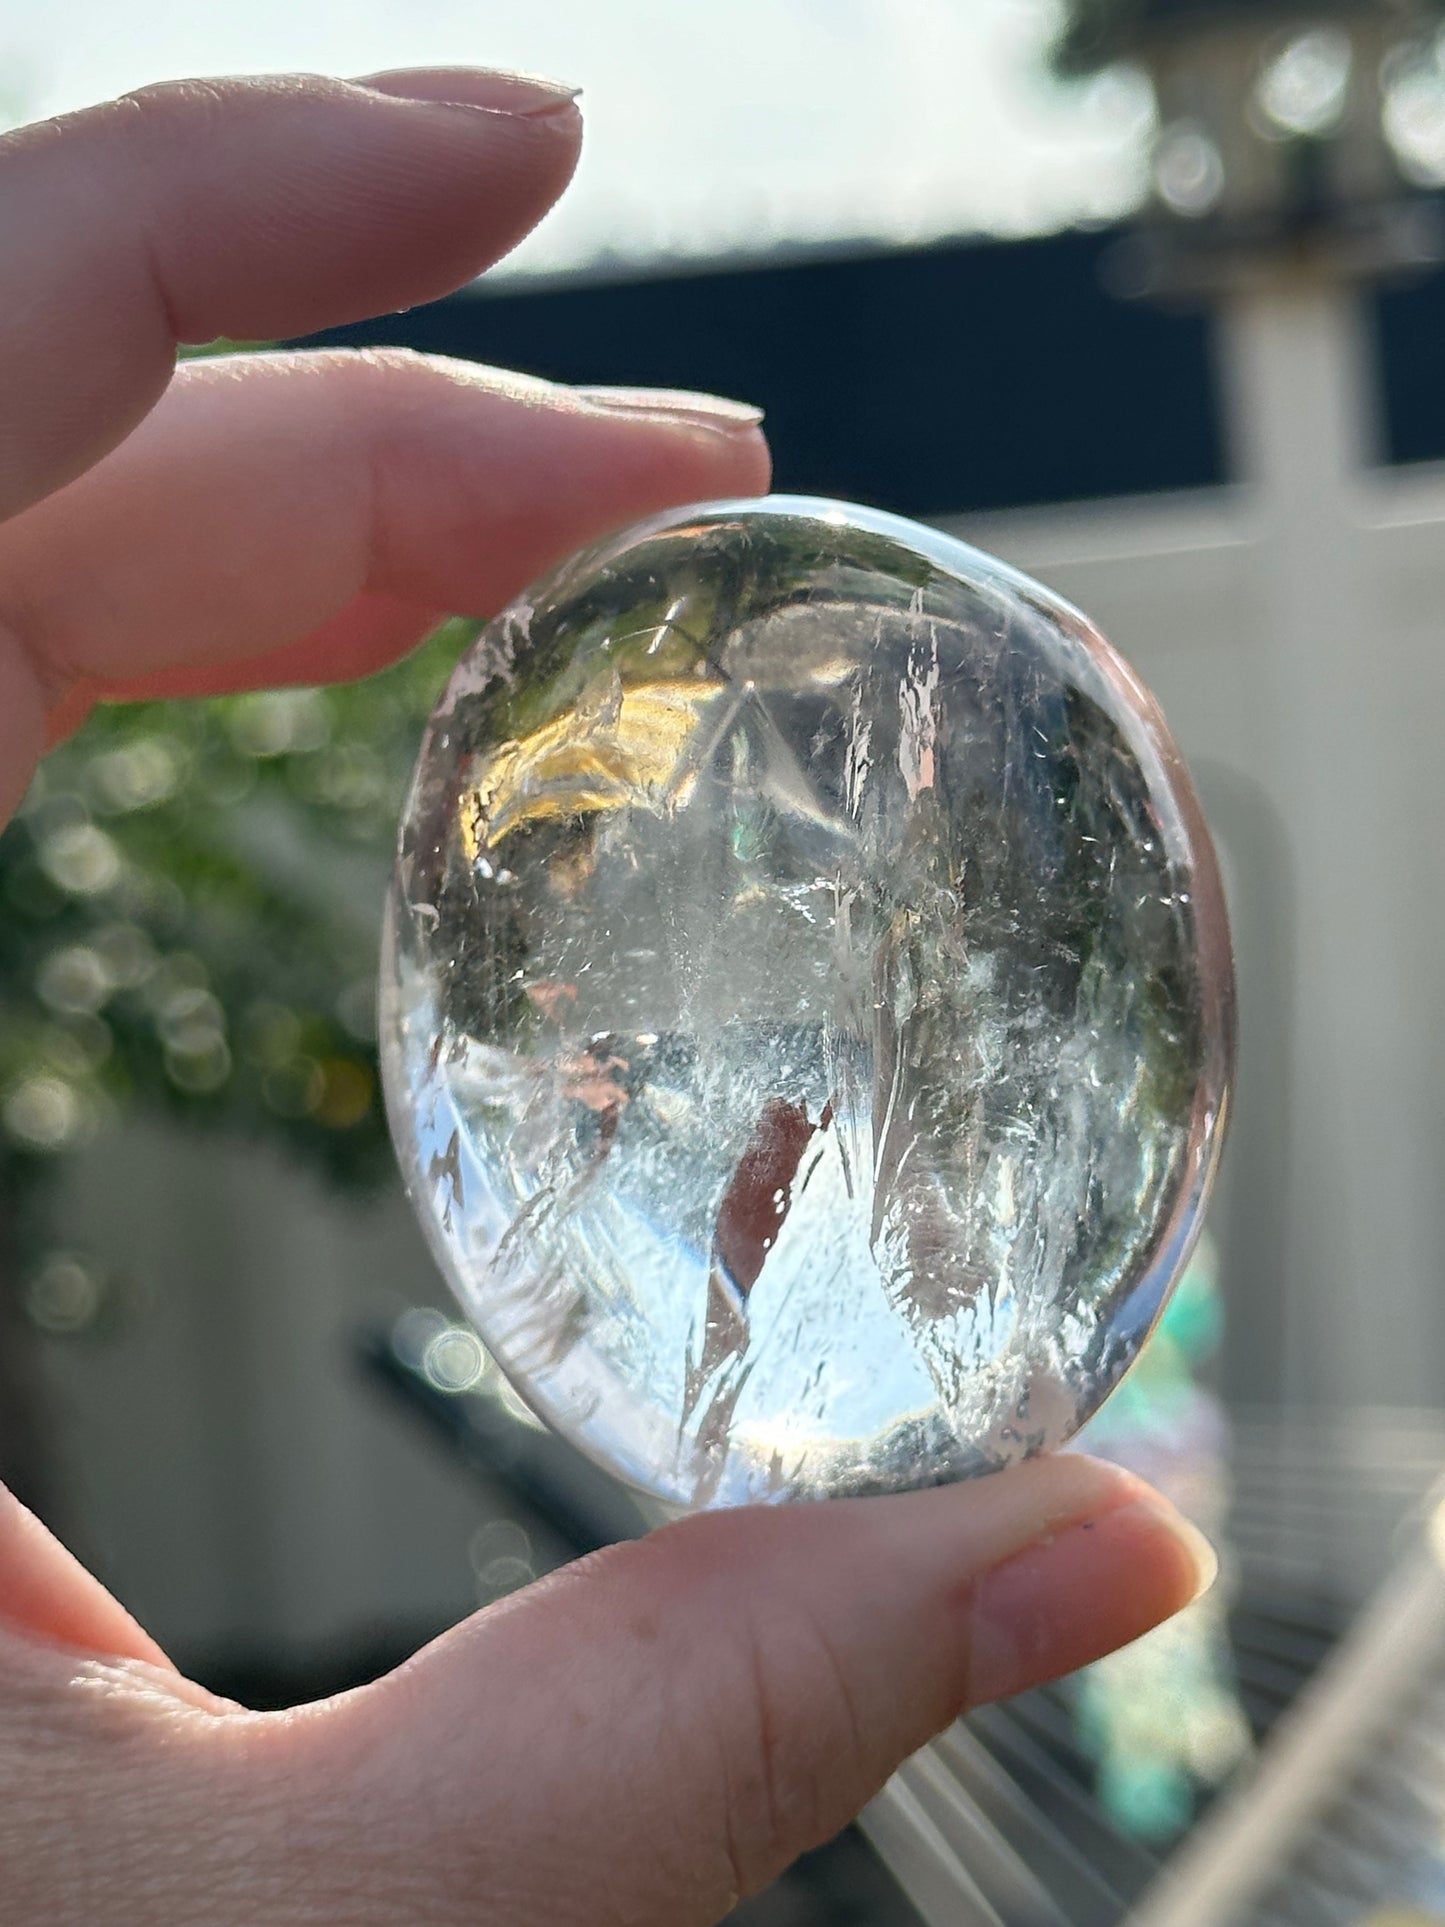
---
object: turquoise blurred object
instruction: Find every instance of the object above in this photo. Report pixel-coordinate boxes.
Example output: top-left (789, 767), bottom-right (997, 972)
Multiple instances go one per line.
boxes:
top-left (1073, 1240), bottom-right (1252, 1843)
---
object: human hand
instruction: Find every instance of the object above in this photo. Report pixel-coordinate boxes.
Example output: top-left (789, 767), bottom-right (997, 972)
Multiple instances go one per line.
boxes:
top-left (0, 69), bottom-right (1215, 1924)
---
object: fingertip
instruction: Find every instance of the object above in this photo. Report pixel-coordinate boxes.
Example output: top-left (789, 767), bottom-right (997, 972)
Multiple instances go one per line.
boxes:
top-left (1037, 1453), bottom-right (1220, 1604)
top-left (1144, 1492), bottom-right (1220, 1605)
top-left (349, 66), bottom-right (583, 121)
top-left (964, 1481), bottom-right (1217, 1709)
top-left (732, 421), bottom-right (773, 495)
top-left (264, 1460), bottom-right (1215, 1923)
top-left (1, 346), bottom-right (774, 714)
top-left (553, 383), bottom-right (773, 497)
top-left (0, 1479), bottom-right (177, 1670)
top-left (0, 68), bottom-right (593, 524)
top-left (689, 417), bottom-right (771, 499)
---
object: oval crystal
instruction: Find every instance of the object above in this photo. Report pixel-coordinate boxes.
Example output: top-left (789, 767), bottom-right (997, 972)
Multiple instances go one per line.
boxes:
top-left (381, 497), bottom-right (1235, 1507)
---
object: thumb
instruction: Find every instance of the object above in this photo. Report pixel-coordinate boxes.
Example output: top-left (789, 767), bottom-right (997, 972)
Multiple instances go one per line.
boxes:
top-left (273, 1455), bottom-right (1213, 1925)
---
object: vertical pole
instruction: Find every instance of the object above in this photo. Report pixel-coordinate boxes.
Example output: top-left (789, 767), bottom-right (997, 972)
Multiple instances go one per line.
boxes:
top-left (1214, 270), bottom-right (1430, 1413)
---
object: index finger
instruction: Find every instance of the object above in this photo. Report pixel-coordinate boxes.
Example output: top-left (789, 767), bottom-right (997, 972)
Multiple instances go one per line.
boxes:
top-left (0, 67), bottom-right (582, 523)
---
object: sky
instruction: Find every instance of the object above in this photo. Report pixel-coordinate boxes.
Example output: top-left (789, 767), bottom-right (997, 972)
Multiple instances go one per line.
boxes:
top-left (0, 0), bottom-right (1154, 278)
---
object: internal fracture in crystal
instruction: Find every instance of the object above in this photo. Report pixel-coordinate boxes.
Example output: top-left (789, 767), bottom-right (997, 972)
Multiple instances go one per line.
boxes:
top-left (381, 497), bottom-right (1235, 1507)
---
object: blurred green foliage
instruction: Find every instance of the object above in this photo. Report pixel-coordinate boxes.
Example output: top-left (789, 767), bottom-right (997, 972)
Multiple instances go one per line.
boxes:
top-left (0, 619), bottom-right (476, 1201)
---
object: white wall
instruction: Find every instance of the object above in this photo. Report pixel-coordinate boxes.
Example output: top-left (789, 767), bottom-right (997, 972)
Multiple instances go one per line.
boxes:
top-left (36, 1119), bottom-right (503, 1668)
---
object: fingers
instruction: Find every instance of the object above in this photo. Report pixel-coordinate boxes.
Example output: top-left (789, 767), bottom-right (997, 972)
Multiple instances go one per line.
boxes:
top-left (263, 1458), bottom-right (1212, 1925)
top-left (0, 68), bottom-right (581, 524)
top-left (0, 1460), bottom-right (1210, 1925)
top-left (0, 349), bottom-right (769, 694)
top-left (0, 348), bottom-right (770, 823)
top-left (0, 1630), bottom-right (239, 1926)
top-left (0, 1483), bottom-right (171, 1671)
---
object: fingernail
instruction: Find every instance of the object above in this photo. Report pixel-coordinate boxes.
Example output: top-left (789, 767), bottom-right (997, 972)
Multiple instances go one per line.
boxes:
top-left (353, 67), bottom-right (582, 119)
top-left (1154, 1503), bottom-right (1219, 1599)
top-left (965, 1491), bottom-right (1218, 1708)
top-left (574, 385), bottom-right (766, 434)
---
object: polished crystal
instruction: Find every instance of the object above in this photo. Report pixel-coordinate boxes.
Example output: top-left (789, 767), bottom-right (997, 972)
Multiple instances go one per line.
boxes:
top-left (381, 498), bottom-right (1234, 1507)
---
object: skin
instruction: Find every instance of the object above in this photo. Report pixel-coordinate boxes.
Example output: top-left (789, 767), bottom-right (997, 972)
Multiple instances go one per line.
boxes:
top-left (0, 67), bottom-right (1217, 1925)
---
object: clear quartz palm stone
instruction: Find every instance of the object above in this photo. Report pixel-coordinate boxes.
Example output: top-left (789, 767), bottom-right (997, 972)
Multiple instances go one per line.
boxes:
top-left (381, 496), bottom-right (1234, 1508)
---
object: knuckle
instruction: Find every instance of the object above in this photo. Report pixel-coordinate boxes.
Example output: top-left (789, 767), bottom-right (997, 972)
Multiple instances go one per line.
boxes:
top-left (714, 1610), bottom-right (874, 1899)
top-left (96, 76), bottom-right (343, 176)
top-left (107, 77), bottom-right (232, 146)
top-left (345, 344), bottom-right (438, 386)
top-left (303, 344), bottom-right (457, 414)
top-left (0, 1647), bottom-right (240, 1922)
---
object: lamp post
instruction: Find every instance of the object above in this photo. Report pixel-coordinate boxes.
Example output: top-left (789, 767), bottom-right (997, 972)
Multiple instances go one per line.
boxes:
top-left (1058, 0), bottom-right (1445, 1432)
top-left (1060, 0), bottom-right (1445, 290)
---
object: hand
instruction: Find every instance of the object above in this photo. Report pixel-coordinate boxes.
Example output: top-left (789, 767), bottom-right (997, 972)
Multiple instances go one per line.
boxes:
top-left (0, 69), bottom-right (1214, 1924)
